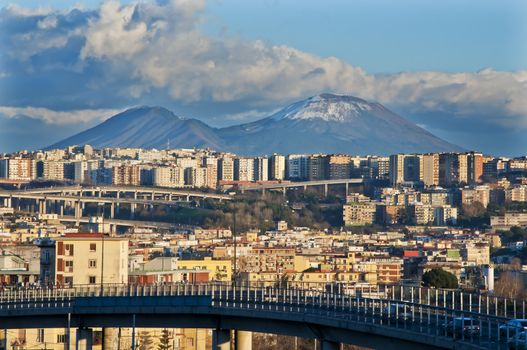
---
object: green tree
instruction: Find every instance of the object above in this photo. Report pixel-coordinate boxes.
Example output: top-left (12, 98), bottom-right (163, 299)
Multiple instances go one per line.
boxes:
top-left (422, 268), bottom-right (458, 289)
top-left (157, 329), bottom-right (172, 350)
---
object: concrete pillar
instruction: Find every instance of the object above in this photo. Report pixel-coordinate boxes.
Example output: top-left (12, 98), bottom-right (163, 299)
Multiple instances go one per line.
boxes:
top-left (110, 203), bottom-right (115, 218)
top-left (321, 340), bottom-right (339, 350)
top-left (324, 184), bottom-right (328, 196)
top-left (102, 328), bottom-right (118, 349)
top-left (345, 182), bottom-right (349, 195)
top-left (282, 187), bottom-right (286, 197)
top-left (235, 331), bottom-right (252, 350)
top-left (60, 202), bottom-right (64, 216)
top-left (134, 191), bottom-right (137, 200)
top-left (75, 201), bottom-right (81, 218)
top-left (130, 203), bottom-right (135, 219)
top-left (76, 327), bottom-right (93, 350)
top-left (213, 329), bottom-right (230, 350)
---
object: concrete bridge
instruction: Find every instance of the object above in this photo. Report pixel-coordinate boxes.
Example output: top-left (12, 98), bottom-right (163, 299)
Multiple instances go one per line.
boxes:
top-left (0, 185), bottom-right (232, 221)
top-left (0, 283), bottom-right (517, 350)
top-left (238, 179), bottom-right (365, 196)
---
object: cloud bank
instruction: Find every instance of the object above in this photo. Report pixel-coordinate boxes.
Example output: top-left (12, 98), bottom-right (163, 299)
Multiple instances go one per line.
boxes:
top-left (0, 0), bottom-right (526, 151)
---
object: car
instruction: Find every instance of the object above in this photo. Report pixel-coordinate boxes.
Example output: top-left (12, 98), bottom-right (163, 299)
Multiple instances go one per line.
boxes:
top-left (501, 320), bottom-right (527, 339)
top-left (508, 331), bottom-right (527, 350)
top-left (444, 317), bottom-right (480, 338)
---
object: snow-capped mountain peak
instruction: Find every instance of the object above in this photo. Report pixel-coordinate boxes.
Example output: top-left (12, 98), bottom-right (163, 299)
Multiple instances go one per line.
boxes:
top-left (271, 93), bottom-right (373, 122)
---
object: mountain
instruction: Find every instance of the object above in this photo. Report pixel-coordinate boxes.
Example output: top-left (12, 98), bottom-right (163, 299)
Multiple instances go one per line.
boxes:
top-left (48, 106), bottom-right (225, 150)
top-left (49, 94), bottom-right (462, 154)
top-left (217, 93), bottom-right (461, 155)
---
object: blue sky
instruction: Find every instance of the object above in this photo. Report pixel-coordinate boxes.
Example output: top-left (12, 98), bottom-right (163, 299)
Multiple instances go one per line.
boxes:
top-left (0, 0), bottom-right (526, 155)
top-left (3, 0), bottom-right (525, 73)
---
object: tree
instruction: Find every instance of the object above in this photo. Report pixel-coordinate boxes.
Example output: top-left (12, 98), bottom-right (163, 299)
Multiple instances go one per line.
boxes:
top-left (422, 268), bottom-right (458, 289)
top-left (136, 331), bottom-right (153, 350)
top-left (157, 329), bottom-right (172, 350)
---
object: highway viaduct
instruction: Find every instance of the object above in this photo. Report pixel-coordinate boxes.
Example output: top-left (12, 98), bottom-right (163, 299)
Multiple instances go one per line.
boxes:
top-left (0, 283), bottom-right (514, 350)
top-left (0, 185), bottom-right (232, 222)
top-left (238, 179), bottom-right (366, 196)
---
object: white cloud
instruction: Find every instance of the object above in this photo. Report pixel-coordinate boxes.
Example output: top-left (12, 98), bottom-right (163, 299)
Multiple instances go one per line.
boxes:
top-left (0, 106), bottom-right (120, 125)
top-left (0, 0), bottom-right (526, 131)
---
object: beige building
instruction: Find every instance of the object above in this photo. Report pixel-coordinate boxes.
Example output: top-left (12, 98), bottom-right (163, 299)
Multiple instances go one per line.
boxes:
top-left (505, 185), bottom-right (527, 202)
top-left (112, 164), bottom-right (140, 186)
top-left (153, 166), bottom-right (185, 188)
top-left (461, 186), bottom-right (490, 208)
top-left (343, 202), bottom-right (376, 226)
top-left (55, 233), bottom-right (129, 286)
top-left (269, 154), bottom-right (286, 180)
top-left (422, 153), bottom-right (439, 186)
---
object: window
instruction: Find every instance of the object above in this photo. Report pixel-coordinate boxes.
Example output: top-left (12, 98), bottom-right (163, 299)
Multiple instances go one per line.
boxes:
top-left (57, 334), bottom-right (67, 343)
top-left (90, 243), bottom-right (97, 252)
top-left (64, 277), bottom-right (73, 285)
top-left (89, 276), bottom-right (97, 284)
top-left (89, 259), bottom-right (97, 268)
top-left (64, 244), bottom-right (74, 256)
top-left (65, 260), bottom-right (73, 272)
top-left (36, 329), bottom-right (44, 343)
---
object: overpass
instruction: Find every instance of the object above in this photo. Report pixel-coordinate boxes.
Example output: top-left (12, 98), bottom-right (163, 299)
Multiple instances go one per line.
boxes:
top-left (239, 179), bottom-right (365, 196)
top-left (0, 185), bottom-right (232, 220)
top-left (0, 283), bottom-right (517, 350)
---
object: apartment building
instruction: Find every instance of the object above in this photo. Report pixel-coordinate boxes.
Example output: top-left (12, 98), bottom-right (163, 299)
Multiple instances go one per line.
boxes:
top-left (55, 233), bottom-right (128, 286)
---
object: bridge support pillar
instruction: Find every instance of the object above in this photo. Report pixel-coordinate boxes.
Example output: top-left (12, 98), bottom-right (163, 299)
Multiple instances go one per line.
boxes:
top-left (76, 327), bottom-right (93, 350)
top-left (110, 203), bottom-right (115, 218)
top-left (324, 184), bottom-right (328, 196)
top-left (74, 201), bottom-right (81, 218)
top-left (130, 203), bottom-right (135, 219)
top-left (345, 182), bottom-right (349, 195)
top-left (213, 329), bottom-right (230, 350)
top-left (321, 340), bottom-right (339, 350)
top-left (235, 330), bottom-right (252, 350)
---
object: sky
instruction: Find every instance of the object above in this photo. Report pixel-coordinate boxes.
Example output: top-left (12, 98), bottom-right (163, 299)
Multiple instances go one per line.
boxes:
top-left (0, 0), bottom-right (526, 155)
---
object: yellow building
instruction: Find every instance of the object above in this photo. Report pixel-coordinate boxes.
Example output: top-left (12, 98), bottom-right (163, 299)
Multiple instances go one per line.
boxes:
top-left (176, 257), bottom-right (232, 281)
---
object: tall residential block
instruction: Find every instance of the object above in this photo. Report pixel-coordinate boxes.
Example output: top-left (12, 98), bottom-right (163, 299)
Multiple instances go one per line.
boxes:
top-left (286, 154), bottom-right (308, 180)
top-left (254, 157), bottom-right (269, 181)
top-left (307, 154), bottom-right (328, 181)
top-left (389, 154), bottom-right (405, 186)
top-left (218, 157), bottom-right (234, 181)
top-left (328, 155), bottom-right (352, 179)
top-left (112, 164), bottom-right (140, 186)
top-left (422, 153), bottom-right (439, 186)
top-left (234, 157), bottom-right (255, 182)
top-left (269, 154), bottom-right (286, 180)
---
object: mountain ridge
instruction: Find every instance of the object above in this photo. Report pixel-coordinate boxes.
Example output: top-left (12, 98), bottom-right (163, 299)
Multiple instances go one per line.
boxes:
top-left (49, 94), bottom-right (463, 155)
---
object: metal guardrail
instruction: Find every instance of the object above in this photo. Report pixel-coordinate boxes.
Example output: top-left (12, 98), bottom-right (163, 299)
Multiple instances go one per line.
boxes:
top-left (0, 282), bottom-right (522, 349)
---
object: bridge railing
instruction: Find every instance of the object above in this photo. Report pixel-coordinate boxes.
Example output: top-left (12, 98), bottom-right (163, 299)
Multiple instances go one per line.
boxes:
top-left (0, 282), bottom-right (521, 348)
top-left (0, 281), bottom-right (523, 319)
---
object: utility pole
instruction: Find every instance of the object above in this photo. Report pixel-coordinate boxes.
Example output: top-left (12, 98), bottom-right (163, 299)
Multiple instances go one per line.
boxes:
top-left (233, 204), bottom-right (237, 287)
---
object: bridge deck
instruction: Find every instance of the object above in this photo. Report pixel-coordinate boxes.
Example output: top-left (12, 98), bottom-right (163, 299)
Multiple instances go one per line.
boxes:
top-left (0, 283), bottom-right (517, 349)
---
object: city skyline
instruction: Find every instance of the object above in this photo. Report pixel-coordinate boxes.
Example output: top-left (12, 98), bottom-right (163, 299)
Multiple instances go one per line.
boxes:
top-left (0, 0), bottom-right (526, 155)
